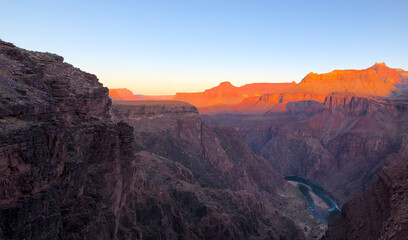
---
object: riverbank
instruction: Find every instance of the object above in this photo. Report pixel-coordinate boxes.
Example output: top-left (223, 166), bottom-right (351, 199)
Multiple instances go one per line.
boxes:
top-left (285, 176), bottom-right (341, 225)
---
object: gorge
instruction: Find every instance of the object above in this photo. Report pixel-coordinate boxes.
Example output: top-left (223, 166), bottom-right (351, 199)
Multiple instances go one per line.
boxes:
top-left (0, 40), bottom-right (322, 239)
top-left (1, 39), bottom-right (408, 240)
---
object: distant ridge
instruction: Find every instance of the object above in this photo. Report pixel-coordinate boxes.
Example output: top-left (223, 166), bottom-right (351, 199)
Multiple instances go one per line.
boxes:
top-left (173, 81), bottom-right (297, 107)
top-left (109, 88), bottom-right (173, 101)
top-left (111, 63), bottom-right (407, 114)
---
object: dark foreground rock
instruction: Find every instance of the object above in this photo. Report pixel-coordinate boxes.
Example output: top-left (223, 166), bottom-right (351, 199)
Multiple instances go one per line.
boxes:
top-left (0, 39), bottom-right (134, 239)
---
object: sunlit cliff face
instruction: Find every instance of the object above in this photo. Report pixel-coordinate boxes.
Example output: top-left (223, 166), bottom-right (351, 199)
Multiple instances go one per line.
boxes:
top-left (109, 88), bottom-right (143, 101)
top-left (109, 63), bottom-right (408, 114)
top-left (172, 81), bottom-right (297, 108)
top-left (293, 63), bottom-right (404, 96)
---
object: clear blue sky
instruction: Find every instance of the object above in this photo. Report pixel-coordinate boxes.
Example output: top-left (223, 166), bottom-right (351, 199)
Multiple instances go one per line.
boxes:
top-left (1, 0), bottom-right (407, 94)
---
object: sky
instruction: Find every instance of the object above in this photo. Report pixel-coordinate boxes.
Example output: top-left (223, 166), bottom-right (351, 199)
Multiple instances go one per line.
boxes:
top-left (0, 0), bottom-right (407, 95)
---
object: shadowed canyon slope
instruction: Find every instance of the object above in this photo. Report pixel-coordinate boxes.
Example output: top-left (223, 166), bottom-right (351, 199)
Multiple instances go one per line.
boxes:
top-left (110, 100), bottom-right (324, 239)
top-left (0, 40), bottom-right (323, 239)
top-left (0, 40), bottom-right (134, 239)
top-left (204, 92), bottom-right (408, 206)
top-left (324, 158), bottom-right (408, 240)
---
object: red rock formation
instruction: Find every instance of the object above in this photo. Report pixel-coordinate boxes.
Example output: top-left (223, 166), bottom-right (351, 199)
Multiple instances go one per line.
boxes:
top-left (201, 63), bottom-right (407, 114)
top-left (173, 81), bottom-right (296, 109)
top-left (324, 158), bottom-right (408, 240)
top-left (291, 62), bottom-right (403, 96)
top-left (199, 91), bottom-right (326, 114)
top-left (395, 68), bottom-right (408, 79)
top-left (109, 88), bottom-right (174, 101)
top-left (109, 88), bottom-right (144, 100)
top-left (142, 95), bottom-right (174, 100)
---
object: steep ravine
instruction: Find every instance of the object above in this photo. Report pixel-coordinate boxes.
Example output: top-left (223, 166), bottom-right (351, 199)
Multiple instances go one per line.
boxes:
top-left (111, 100), bottom-right (325, 239)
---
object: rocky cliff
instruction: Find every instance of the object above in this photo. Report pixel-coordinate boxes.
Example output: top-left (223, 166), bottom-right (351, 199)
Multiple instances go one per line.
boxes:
top-left (109, 88), bottom-right (145, 101)
top-left (324, 158), bottom-right (408, 240)
top-left (0, 40), bottom-right (136, 239)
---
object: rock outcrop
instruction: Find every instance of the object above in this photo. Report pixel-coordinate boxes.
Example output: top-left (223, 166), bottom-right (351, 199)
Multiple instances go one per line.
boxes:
top-left (324, 158), bottom-right (408, 240)
top-left (109, 88), bottom-right (173, 101)
top-left (109, 88), bottom-right (145, 101)
top-left (0, 39), bottom-right (135, 239)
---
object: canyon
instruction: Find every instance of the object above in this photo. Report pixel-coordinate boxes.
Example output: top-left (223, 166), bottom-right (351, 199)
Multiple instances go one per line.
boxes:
top-left (200, 64), bottom-right (408, 239)
top-left (0, 41), bottom-right (323, 239)
top-left (110, 100), bottom-right (324, 239)
top-left (1, 38), bottom-right (408, 240)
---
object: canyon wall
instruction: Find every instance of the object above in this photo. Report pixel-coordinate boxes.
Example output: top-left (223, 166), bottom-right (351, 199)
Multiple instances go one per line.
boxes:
top-left (324, 158), bottom-right (408, 240)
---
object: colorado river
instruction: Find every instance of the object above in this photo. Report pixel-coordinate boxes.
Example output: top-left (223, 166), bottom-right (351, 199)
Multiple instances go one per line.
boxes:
top-left (285, 176), bottom-right (341, 225)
